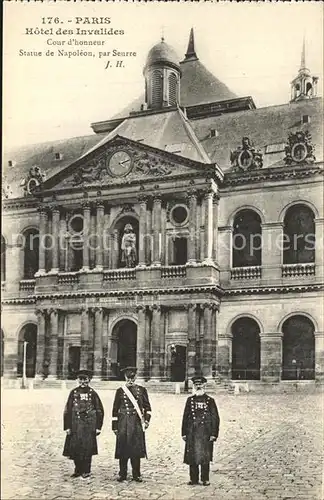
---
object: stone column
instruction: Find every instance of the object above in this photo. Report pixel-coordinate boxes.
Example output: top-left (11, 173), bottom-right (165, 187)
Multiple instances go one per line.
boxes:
top-left (151, 305), bottom-right (161, 378)
top-left (95, 203), bottom-right (105, 270)
top-left (59, 213), bottom-right (67, 272)
top-left (212, 194), bottom-right (219, 264)
top-left (261, 222), bottom-right (283, 280)
top-left (161, 202), bottom-right (167, 266)
top-left (138, 196), bottom-right (147, 267)
top-left (159, 307), bottom-right (166, 380)
top-left (203, 190), bottom-right (214, 264)
top-left (50, 207), bottom-right (60, 273)
top-left (37, 208), bottom-right (48, 275)
top-left (35, 309), bottom-right (46, 378)
top-left (315, 331), bottom-right (324, 382)
top-left (136, 305), bottom-right (146, 378)
top-left (48, 309), bottom-right (59, 378)
top-left (93, 308), bottom-right (103, 378)
top-left (82, 203), bottom-right (91, 271)
top-left (144, 307), bottom-right (151, 378)
top-left (315, 219), bottom-right (324, 279)
top-left (211, 304), bottom-right (218, 373)
top-left (152, 195), bottom-right (162, 266)
top-left (187, 191), bottom-right (198, 264)
top-left (202, 303), bottom-right (213, 377)
top-left (187, 304), bottom-right (197, 378)
top-left (102, 310), bottom-right (111, 379)
top-left (260, 333), bottom-right (282, 382)
top-left (80, 307), bottom-right (89, 369)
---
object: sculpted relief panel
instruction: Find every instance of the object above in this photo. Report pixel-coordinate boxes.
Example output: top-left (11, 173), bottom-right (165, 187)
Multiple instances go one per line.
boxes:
top-left (68, 145), bottom-right (177, 187)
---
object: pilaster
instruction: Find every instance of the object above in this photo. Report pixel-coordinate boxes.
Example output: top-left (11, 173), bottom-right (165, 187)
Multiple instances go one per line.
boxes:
top-left (48, 308), bottom-right (59, 378)
top-left (93, 307), bottom-right (103, 378)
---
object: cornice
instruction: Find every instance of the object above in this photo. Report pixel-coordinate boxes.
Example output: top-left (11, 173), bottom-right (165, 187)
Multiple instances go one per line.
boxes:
top-left (29, 285), bottom-right (225, 301)
top-left (225, 283), bottom-right (324, 296)
top-left (2, 283), bottom-right (322, 305)
top-left (2, 199), bottom-right (39, 211)
top-left (223, 164), bottom-right (323, 187)
top-left (1, 297), bottom-right (36, 305)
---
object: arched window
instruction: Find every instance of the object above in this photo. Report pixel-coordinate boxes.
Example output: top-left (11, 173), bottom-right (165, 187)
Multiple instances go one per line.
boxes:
top-left (232, 210), bottom-right (262, 267)
top-left (23, 229), bottom-right (39, 279)
top-left (1, 236), bottom-right (6, 282)
top-left (173, 237), bottom-right (187, 265)
top-left (283, 204), bottom-right (315, 264)
top-left (306, 82), bottom-right (313, 96)
top-left (151, 70), bottom-right (163, 109)
top-left (295, 83), bottom-right (301, 98)
top-left (168, 73), bottom-right (177, 105)
top-left (282, 315), bottom-right (315, 380)
top-left (17, 324), bottom-right (37, 378)
top-left (231, 317), bottom-right (260, 380)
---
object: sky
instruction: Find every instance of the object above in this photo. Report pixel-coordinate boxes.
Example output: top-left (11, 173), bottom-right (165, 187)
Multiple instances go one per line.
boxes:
top-left (3, 2), bottom-right (324, 149)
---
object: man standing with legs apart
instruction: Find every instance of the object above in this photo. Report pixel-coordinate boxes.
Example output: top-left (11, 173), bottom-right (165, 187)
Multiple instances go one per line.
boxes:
top-left (182, 376), bottom-right (220, 486)
top-left (63, 369), bottom-right (104, 479)
top-left (112, 366), bottom-right (152, 482)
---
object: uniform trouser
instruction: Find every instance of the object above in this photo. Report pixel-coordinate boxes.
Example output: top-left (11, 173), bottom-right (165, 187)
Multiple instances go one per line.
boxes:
top-left (189, 463), bottom-right (210, 483)
top-left (74, 458), bottom-right (92, 474)
top-left (119, 457), bottom-right (141, 478)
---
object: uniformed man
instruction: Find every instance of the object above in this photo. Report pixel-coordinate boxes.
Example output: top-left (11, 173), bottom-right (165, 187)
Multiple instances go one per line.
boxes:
top-left (112, 366), bottom-right (152, 482)
top-left (181, 376), bottom-right (220, 486)
top-left (63, 369), bottom-right (104, 479)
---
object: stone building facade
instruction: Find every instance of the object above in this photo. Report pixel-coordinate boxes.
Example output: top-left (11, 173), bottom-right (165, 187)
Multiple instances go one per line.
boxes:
top-left (2, 31), bottom-right (323, 386)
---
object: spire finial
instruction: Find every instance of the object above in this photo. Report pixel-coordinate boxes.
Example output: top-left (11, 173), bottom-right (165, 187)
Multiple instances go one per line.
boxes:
top-left (161, 25), bottom-right (165, 43)
top-left (300, 35), bottom-right (306, 70)
top-left (184, 27), bottom-right (198, 60)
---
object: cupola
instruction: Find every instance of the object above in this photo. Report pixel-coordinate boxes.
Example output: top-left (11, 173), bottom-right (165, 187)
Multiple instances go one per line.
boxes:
top-left (143, 38), bottom-right (181, 110)
top-left (290, 38), bottom-right (319, 102)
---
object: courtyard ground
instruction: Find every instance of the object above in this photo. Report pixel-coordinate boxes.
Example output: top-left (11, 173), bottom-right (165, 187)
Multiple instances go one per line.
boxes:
top-left (1, 389), bottom-right (323, 500)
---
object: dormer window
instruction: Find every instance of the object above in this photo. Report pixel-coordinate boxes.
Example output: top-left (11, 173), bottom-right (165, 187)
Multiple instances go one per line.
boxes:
top-left (8, 160), bottom-right (13, 167)
top-left (210, 129), bottom-right (217, 138)
top-left (55, 152), bottom-right (63, 160)
top-left (302, 114), bottom-right (310, 124)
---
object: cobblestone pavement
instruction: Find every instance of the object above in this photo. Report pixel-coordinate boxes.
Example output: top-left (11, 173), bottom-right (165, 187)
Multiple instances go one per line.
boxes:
top-left (1, 389), bottom-right (323, 500)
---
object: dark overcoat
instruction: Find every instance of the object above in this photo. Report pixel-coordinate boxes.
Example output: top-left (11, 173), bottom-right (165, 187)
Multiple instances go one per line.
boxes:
top-left (112, 384), bottom-right (151, 459)
top-left (181, 393), bottom-right (220, 465)
top-left (63, 386), bottom-right (104, 461)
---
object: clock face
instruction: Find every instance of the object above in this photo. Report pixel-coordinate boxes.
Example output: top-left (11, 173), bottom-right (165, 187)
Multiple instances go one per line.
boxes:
top-left (108, 150), bottom-right (133, 177)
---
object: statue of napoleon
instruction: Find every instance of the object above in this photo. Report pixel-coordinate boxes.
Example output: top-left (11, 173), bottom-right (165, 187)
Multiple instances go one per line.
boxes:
top-left (121, 223), bottom-right (137, 268)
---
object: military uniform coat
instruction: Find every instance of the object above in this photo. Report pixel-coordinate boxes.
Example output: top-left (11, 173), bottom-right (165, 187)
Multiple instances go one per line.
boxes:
top-left (182, 393), bottom-right (220, 466)
top-left (112, 384), bottom-right (151, 459)
top-left (63, 386), bottom-right (104, 461)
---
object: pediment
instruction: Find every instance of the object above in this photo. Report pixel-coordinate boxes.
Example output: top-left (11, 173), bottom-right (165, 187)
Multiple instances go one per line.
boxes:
top-left (43, 136), bottom-right (212, 192)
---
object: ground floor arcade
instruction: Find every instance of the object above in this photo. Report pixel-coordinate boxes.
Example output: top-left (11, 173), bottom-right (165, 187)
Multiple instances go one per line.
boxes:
top-left (1, 303), bottom-right (323, 383)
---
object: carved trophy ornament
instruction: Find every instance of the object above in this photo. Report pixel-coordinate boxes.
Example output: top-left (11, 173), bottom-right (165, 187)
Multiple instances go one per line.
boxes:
top-left (284, 130), bottom-right (315, 165)
top-left (230, 137), bottom-right (263, 171)
top-left (21, 165), bottom-right (46, 195)
top-left (2, 179), bottom-right (13, 199)
top-left (121, 223), bottom-right (137, 268)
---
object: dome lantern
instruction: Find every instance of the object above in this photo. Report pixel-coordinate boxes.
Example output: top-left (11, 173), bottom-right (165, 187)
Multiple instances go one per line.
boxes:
top-left (143, 38), bottom-right (181, 110)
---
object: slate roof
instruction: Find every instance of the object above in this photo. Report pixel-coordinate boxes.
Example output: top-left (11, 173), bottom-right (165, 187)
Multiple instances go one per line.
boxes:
top-left (85, 107), bottom-right (212, 164)
top-left (3, 98), bottom-right (323, 199)
top-left (3, 134), bottom-right (106, 198)
top-left (179, 57), bottom-right (237, 107)
top-left (110, 33), bottom-right (237, 120)
top-left (191, 97), bottom-right (323, 170)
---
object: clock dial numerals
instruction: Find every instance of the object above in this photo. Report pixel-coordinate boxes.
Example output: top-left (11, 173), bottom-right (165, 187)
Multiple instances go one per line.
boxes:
top-left (108, 151), bottom-right (133, 177)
